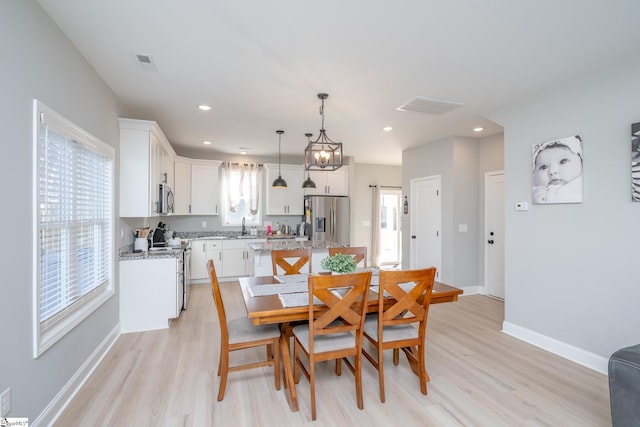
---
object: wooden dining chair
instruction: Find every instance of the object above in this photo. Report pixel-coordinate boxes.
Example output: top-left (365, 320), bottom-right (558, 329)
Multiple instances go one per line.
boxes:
top-left (207, 260), bottom-right (281, 401)
top-left (271, 248), bottom-right (312, 275)
top-left (292, 271), bottom-right (372, 420)
top-left (329, 246), bottom-right (367, 268)
top-left (362, 267), bottom-right (436, 403)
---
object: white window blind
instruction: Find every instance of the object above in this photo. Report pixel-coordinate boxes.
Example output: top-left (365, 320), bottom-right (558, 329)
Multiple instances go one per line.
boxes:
top-left (33, 100), bottom-right (115, 357)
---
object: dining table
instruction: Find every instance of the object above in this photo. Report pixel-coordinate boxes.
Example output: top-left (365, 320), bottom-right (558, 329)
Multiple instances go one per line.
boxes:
top-left (238, 271), bottom-right (463, 412)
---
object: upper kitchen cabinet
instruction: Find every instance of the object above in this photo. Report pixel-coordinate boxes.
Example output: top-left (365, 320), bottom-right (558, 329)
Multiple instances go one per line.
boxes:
top-left (303, 166), bottom-right (350, 196)
top-left (173, 157), bottom-right (222, 215)
top-left (119, 119), bottom-right (176, 217)
top-left (264, 163), bottom-right (304, 215)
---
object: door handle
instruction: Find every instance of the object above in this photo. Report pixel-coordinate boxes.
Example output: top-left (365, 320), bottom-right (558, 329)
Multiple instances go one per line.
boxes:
top-left (411, 235), bottom-right (416, 239)
top-left (488, 240), bottom-right (494, 244)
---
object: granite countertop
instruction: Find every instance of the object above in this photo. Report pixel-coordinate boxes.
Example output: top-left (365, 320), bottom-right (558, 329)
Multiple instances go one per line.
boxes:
top-left (248, 240), bottom-right (346, 252)
top-left (177, 231), bottom-right (305, 241)
top-left (119, 242), bottom-right (188, 261)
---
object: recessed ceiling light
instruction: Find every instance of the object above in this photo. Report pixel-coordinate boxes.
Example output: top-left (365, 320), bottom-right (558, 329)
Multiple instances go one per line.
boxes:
top-left (473, 127), bottom-right (484, 132)
top-left (198, 104), bottom-right (211, 111)
top-left (240, 151), bottom-right (248, 155)
top-left (202, 140), bottom-right (212, 145)
top-left (383, 126), bottom-right (393, 132)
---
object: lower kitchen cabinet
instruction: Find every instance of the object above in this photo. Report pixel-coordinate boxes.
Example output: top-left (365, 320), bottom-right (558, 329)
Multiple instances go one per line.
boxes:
top-left (120, 257), bottom-right (181, 333)
top-left (191, 239), bottom-right (222, 280)
top-left (190, 238), bottom-right (266, 280)
top-left (222, 239), bottom-right (249, 277)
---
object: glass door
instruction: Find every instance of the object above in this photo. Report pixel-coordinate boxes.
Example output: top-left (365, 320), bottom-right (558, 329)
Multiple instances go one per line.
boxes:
top-left (378, 189), bottom-right (402, 266)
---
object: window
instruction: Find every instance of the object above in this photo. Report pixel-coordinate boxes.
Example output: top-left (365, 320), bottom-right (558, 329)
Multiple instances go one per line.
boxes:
top-left (33, 100), bottom-right (115, 357)
top-left (221, 163), bottom-right (262, 226)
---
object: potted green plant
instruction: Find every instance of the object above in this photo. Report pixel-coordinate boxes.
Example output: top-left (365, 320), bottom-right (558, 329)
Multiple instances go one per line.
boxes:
top-left (320, 253), bottom-right (357, 274)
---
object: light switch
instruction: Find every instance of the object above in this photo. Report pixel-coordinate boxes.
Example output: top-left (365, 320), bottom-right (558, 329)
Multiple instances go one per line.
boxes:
top-left (201, 221), bottom-right (207, 228)
top-left (458, 224), bottom-right (468, 232)
top-left (515, 202), bottom-right (529, 211)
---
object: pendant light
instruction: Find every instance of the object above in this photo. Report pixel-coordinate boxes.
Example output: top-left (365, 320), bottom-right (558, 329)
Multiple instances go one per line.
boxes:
top-left (272, 130), bottom-right (287, 188)
top-left (302, 133), bottom-right (317, 188)
top-left (304, 93), bottom-right (343, 171)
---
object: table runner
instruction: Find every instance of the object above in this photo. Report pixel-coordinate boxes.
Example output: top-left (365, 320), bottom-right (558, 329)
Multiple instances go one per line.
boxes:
top-left (247, 281), bottom-right (309, 297)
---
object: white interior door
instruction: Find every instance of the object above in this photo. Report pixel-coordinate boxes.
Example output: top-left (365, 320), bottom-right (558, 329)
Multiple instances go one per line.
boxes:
top-left (485, 171), bottom-right (505, 299)
top-left (410, 176), bottom-right (441, 280)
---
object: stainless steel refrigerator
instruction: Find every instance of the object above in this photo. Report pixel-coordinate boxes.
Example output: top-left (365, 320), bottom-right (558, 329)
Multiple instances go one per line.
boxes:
top-left (304, 195), bottom-right (350, 245)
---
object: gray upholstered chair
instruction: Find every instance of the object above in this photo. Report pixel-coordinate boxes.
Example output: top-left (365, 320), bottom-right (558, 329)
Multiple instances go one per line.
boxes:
top-left (609, 344), bottom-right (640, 426)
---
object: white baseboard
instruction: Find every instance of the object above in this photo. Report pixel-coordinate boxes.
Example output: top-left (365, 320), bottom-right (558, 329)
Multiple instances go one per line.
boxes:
top-left (502, 321), bottom-right (609, 375)
top-left (32, 324), bottom-right (121, 427)
top-left (459, 285), bottom-right (482, 296)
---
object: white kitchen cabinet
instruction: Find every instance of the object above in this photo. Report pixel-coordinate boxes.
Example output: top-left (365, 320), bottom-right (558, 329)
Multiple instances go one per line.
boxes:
top-left (264, 163), bottom-right (305, 215)
top-left (222, 239), bottom-right (247, 277)
top-left (119, 119), bottom-right (176, 217)
top-left (191, 161), bottom-right (221, 215)
top-left (191, 238), bottom-right (266, 280)
top-left (304, 166), bottom-right (350, 196)
top-left (173, 158), bottom-right (222, 216)
top-left (120, 257), bottom-right (181, 333)
top-left (173, 159), bottom-right (191, 215)
top-left (191, 239), bottom-right (223, 280)
top-left (227, 238), bottom-right (268, 277)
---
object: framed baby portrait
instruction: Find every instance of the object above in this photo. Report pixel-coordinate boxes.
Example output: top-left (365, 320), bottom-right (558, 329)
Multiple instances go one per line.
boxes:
top-left (632, 122), bottom-right (640, 201)
top-left (531, 135), bottom-right (583, 204)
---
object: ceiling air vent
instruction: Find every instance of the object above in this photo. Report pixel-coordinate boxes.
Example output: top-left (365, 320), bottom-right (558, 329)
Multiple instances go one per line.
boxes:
top-left (131, 52), bottom-right (158, 72)
top-left (396, 96), bottom-right (463, 115)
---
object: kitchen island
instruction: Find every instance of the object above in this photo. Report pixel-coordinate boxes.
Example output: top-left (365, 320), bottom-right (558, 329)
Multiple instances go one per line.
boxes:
top-left (247, 240), bottom-right (347, 276)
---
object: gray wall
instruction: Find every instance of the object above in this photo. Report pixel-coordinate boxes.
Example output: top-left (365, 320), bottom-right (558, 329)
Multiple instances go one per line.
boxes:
top-left (402, 135), bottom-right (504, 287)
top-left (0, 1), bottom-right (122, 419)
top-left (488, 59), bottom-right (640, 358)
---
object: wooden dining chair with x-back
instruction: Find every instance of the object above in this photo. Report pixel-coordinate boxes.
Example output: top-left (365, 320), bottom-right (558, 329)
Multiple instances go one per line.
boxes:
top-left (291, 271), bottom-right (372, 420)
top-left (362, 267), bottom-right (436, 403)
top-left (208, 260), bottom-right (281, 401)
top-left (271, 248), bottom-right (312, 275)
top-left (329, 246), bottom-right (367, 268)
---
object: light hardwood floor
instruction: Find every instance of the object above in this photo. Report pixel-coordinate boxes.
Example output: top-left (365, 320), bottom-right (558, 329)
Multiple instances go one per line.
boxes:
top-left (54, 283), bottom-right (611, 426)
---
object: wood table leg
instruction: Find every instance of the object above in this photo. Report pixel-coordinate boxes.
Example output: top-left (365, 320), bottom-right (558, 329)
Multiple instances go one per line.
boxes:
top-left (279, 324), bottom-right (299, 412)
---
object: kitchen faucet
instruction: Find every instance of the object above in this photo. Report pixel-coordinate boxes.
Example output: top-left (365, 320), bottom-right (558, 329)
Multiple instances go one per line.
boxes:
top-left (241, 217), bottom-right (247, 235)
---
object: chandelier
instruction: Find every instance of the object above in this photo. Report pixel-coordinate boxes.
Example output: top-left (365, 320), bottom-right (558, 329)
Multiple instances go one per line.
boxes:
top-left (304, 93), bottom-right (343, 171)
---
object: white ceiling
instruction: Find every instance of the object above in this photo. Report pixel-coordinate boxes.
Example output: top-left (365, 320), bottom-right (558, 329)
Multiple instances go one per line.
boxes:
top-left (37, 0), bottom-right (640, 165)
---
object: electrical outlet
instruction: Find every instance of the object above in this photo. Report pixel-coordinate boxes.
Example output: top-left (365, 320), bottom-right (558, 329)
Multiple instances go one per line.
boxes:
top-left (1, 387), bottom-right (10, 416)
top-left (201, 221), bottom-right (207, 228)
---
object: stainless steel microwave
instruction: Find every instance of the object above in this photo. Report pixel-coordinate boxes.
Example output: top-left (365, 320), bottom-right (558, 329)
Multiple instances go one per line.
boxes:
top-left (157, 183), bottom-right (174, 214)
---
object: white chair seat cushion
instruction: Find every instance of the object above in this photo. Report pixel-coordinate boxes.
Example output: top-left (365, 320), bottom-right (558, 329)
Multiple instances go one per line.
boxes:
top-left (227, 317), bottom-right (280, 344)
top-left (292, 322), bottom-right (356, 353)
top-left (363, 315), bottom-right (418, 342)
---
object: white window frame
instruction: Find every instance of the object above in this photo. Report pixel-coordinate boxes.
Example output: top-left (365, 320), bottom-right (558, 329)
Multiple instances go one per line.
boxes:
top-left (32, 100), bottom-right (115, 358)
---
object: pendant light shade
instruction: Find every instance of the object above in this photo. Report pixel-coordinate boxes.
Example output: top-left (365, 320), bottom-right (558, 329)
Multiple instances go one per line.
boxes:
top-left (272, 130), bottom-right (287, 188)
top-left (302, 133), bottom-right (317, 188)
top-left (304, 93), bottom-right (343, 171)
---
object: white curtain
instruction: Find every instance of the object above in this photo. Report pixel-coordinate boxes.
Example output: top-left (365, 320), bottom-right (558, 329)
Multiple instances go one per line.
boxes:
top-left (371, 186), bottom-right (381, 267)
top-left (225, 162), bottom-right (241, 212)
top-left (246, 163), bottom-right (260, 215)
top-left (225, 163), bottom-right (260, 213)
